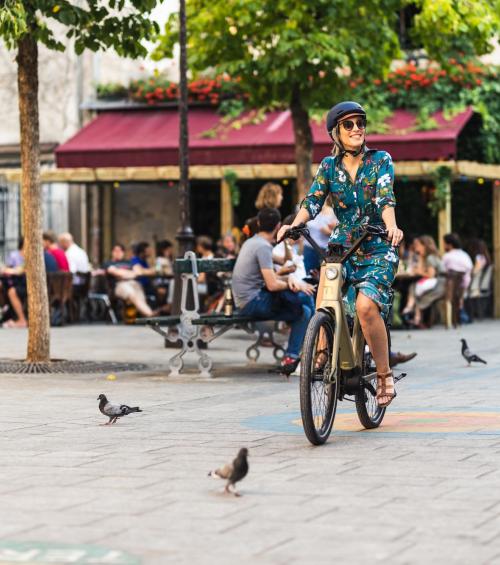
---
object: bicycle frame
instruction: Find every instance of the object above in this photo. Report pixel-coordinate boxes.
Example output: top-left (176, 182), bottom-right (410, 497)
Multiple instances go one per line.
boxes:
top-left (316, 259), bottom-right (364, 384)
top-left (280, 223), bottom-right (387, 390)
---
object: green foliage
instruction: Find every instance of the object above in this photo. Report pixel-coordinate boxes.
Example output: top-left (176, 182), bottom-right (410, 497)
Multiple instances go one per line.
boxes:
top-left (412, 0), bottom-right (499, 62)
top-left (154, 0), bottom-right (402, 110)
top-left (349, 59), bottom-right (500, 162)
top-left (428, 165), bottom-right (453, 216)
top-left (223, 169), bottom-right (240, 207)
top-left (0, 0), bottom-right (160, 58)
top-left (155, 0), bottom-right (499, 116)
top-left (96, 82), bottom-right (129, 100)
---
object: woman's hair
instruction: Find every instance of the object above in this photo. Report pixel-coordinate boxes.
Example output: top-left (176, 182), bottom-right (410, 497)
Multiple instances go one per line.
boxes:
top-left (468, 238), bottom-right (491, 265)
top-left (241, 216), bottom-right (259, 242)
top-left (255, 182), bottom-right (283, 210)
top-left (156, 239), bottom-right (173, 257)
top-left (417, 235), bottom-right (439, 258)
top-left (196, 235), bottom-right (213, 252)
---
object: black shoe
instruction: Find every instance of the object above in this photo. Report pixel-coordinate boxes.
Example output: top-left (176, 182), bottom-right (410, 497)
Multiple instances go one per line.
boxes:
top-left (279, 355), bottom-right (300, 376)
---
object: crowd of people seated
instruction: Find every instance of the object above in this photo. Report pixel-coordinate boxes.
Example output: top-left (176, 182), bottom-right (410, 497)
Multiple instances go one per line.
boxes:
top-left (0, 231), bottom-right (91, 328)
top-left (0, 232), bottom-right (176, 327)
top-left (396, 233), bottom-right (492, 328)
top-left (0, 181), bottom-right (494, 334)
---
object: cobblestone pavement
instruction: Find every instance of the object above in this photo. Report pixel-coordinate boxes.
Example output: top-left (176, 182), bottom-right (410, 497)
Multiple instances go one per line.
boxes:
top-left (0, 320), bottom-right (499, 564)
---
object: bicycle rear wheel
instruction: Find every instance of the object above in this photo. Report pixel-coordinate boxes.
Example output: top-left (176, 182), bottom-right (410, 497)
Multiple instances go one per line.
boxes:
top-left (300, 311), bottom-right (338, 445)
top-left (355, 325), bottom-right (390, 429)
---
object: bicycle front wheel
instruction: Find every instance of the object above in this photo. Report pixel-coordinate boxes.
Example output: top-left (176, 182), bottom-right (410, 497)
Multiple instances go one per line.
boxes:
top-left (300, 311), bottom-right (338, 445)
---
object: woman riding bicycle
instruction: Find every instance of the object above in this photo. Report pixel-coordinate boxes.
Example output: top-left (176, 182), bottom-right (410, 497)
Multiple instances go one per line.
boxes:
top-left (278, 101), bottom-right (403, 407)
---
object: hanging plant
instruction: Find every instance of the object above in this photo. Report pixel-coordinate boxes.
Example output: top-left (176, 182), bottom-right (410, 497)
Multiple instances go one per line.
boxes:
top-left (428, 165), bottom-right (453, 216)
top-left (223, 169), bottom-right (240, 206)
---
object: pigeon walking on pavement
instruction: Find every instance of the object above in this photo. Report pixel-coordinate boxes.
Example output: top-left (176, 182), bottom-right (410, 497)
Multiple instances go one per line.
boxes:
top-left (208, 448), bottom-right (249, 496)
top-left (460, 339), bottom-right (487, 366)
top-left (97, 394), bottom-right (142, 425)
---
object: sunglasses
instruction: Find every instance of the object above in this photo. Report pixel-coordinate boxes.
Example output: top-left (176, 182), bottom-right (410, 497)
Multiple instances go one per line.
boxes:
top-left (340, 117), bottom-right (367, 131)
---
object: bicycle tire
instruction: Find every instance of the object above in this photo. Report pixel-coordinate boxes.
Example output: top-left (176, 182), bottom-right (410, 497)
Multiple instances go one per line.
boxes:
top-left (300, 311), bottom-right (338, 445)
top-left (354, 324), bottom-right (390, 429)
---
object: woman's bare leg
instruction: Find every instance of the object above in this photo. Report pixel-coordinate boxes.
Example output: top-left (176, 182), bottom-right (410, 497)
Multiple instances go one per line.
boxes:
top-left (6, 287), bottom-right (27, 327)
top-left (130, 290), bottom-right (153, 317)
top-left (356, 292), bottom-right (393, 405)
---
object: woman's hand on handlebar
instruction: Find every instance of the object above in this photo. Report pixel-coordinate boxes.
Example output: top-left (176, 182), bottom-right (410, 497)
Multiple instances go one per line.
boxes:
top-left (386, 226), bottom-right (404, 247)
top-left (277, 224), bottom-right (292, 243)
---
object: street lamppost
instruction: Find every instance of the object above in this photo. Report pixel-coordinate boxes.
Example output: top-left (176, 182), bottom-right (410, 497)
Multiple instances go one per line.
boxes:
top-left (176, 0), bottom-right (194, 256)
top-left (172, 0), bottom-right (195, 317)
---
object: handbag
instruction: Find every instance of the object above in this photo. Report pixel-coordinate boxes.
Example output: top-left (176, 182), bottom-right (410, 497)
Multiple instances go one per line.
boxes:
top-left (415, 277), bottom-right (438, 297)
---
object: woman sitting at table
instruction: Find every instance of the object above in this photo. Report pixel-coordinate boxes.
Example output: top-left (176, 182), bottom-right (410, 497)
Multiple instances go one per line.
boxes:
top-left (0, 237), bottom-right (27, 327)
top-left (401, 235), bottom-right (445, 328)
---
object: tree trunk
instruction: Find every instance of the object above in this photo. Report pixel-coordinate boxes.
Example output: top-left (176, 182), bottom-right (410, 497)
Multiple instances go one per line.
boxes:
top-left (290, 86), bottom-right (313, 201)
top-left (17, 35), bottom-right (50, 362)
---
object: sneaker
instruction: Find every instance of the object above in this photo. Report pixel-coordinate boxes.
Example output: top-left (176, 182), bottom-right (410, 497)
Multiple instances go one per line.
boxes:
top-left (279, 355), bottom-right (300, 376)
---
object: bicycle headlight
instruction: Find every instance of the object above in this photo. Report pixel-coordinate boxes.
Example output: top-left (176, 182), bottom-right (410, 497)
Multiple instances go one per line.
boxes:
top-left (325, 267), bottom-right (339, 280)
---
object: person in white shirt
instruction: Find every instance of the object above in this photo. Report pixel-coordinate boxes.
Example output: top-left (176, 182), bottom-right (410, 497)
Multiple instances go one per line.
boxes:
top-left (58, 233), bottom-right (91, 281)
top-left (303, 204), bottom-right (337, 275)
top-left (442, 233), bottom-right (473, 289)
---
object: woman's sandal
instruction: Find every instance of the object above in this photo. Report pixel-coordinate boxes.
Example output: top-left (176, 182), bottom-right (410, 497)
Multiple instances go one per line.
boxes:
top-left (376, 370), bottom-right (397, 407)
top-left (315, 349), bottom-right (329, 371)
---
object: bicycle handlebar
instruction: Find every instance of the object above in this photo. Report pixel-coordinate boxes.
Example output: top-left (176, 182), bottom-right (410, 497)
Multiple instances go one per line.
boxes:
top-left (278, 223), bottom-right (389, 264)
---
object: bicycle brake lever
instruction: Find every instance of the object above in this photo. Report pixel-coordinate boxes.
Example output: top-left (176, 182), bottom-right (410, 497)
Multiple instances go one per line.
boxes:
top-left (277, 223), bottom-right (307, 244)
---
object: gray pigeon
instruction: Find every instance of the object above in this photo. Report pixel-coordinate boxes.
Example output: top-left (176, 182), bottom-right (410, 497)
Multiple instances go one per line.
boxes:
top-left (208, 448), bottom-right (249, 496)
top-left (460, 339), bottom-right (487, 366)
top-left (97, 394), bottom-right (142, 425)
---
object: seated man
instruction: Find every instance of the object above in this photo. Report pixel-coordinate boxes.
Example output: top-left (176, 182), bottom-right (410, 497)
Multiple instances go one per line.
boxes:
top-left (130, 242), bottom-right (156, 298)
top-left (232, 207), bottom-right (315, 375)
top-left (43, 231), bottom-right (69, 272)
top-left (104, 244), bottom-right (153, 318)
top-left (58, 232), bottom-right (91, 282)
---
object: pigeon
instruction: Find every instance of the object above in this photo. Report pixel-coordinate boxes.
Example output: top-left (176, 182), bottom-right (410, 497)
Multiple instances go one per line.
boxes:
top-left (208, 448), bottom-right (249, 496)
top-left (460, 339), bottom-right (487, 366)
top-left (97, 394), bottom-right (142, 425)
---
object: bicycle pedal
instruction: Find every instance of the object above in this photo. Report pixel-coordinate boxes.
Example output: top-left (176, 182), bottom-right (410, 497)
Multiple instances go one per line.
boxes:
top-left (394, 372), bottom-right (407, 383)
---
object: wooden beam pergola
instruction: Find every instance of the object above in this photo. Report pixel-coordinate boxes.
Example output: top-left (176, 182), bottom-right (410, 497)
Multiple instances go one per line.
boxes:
top-left (1, 160), bottom-right (499, 184)
top-left (2, 159), bottom-right (499, 319)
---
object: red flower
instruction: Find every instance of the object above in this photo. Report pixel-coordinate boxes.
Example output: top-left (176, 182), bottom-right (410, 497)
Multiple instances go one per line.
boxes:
top-left (373, 78), bottom-right (381, 85)
top-left (475, 78), bottom-right (482, 85)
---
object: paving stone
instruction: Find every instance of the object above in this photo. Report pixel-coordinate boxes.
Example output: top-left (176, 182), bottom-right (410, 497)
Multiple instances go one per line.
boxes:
top-left (0, 321), bottom-right (498, 563)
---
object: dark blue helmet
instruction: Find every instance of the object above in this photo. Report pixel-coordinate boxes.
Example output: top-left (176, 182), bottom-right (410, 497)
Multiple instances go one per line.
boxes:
top-left (326, 101), bottom-right (366, 139)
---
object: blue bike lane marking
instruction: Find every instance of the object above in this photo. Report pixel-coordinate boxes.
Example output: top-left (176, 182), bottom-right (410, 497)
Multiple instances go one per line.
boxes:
top-left (242, 406), bottom-right (500, 437)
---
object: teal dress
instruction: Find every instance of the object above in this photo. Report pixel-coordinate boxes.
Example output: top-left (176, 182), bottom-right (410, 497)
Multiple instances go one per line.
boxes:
top-left (301, 149), bottom-right (399, 318)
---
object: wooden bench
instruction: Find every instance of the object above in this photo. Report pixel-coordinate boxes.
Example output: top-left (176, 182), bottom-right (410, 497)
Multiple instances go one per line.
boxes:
top-left (136, 251), bottom-right (284, 377)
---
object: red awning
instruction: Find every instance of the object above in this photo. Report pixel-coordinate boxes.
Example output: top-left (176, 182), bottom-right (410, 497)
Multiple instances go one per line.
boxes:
top-left (55, 107), bottom-right (473, 168)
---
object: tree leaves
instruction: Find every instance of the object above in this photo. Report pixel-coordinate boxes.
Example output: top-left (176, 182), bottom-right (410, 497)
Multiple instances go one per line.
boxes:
top-left (155, 0), bottom-right (498, 112)
top-left (0, 0), bottom-right (161, 59)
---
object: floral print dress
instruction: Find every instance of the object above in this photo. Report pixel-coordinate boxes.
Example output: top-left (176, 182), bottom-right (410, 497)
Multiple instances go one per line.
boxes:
top-left (301, 149), bottom-right (399, 318)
